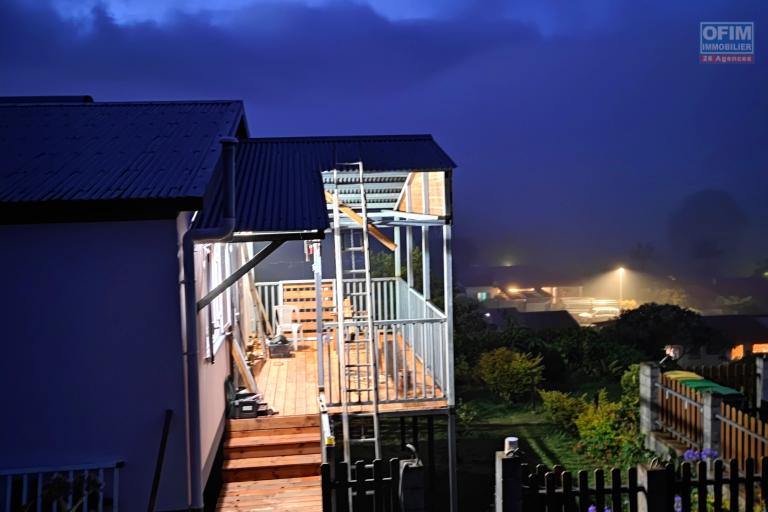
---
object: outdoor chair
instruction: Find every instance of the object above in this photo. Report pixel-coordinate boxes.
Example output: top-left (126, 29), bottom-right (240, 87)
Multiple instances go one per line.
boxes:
top-left (274, 304), bottom-right (303, 351)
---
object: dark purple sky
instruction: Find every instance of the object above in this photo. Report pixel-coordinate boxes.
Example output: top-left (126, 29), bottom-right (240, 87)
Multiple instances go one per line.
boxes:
top-left (2, 0), bottom-right (767, 276)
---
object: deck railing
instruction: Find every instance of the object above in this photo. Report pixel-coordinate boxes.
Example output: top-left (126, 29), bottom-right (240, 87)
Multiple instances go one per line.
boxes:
top-left (0, 461), bottom-right (123, 512)
top-left (253, 277), bottom-right (451, 407)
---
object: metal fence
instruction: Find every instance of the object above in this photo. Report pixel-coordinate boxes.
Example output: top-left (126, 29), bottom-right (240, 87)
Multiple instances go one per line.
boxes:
top-left (0, 461), bottom-right (123, 512)
top-left (255, 277), bottom-right (450, 406)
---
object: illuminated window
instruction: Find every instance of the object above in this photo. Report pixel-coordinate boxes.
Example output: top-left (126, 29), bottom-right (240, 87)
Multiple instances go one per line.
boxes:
top-left (753, 343), bottom-right (768, 354)
top-left (477, 291), bottom-right (488, 301)
top-left (731, 344), bottom-right (745, 360)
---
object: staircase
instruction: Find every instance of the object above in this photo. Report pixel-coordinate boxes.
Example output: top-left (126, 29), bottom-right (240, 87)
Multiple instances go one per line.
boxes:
top-left (216, 414), bottom-right (323, 511)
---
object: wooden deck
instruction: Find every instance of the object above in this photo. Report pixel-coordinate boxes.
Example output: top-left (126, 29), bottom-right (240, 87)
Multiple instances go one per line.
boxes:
top-left (254, 340), bottom-right (447, 417)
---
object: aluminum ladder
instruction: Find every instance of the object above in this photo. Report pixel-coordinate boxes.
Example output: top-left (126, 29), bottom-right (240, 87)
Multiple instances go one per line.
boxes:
top-left (330, 162), bottom-right (382, 466)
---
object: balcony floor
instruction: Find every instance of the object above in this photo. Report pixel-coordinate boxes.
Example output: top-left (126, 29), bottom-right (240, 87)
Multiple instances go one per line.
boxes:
top-left (254, 339), bottom-right (447, 418)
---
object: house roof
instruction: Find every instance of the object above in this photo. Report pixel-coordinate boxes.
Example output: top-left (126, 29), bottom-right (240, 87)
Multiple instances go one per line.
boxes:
top-left (0, 98), bottom-right (245, 222)
top-left (193, 134), bottom-right (456, 237)
top-left (481, 307), bottom-right (579, 331)
top-left (702, 315), bottom-right (768, 345)
top-left (193, 140), bottom-right (330, 236)
top-left (240, 134), bottom-right (456, 172)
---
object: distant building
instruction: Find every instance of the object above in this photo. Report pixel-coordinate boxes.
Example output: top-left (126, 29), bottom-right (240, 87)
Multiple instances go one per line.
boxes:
top-left (481, 307), bottom-right (579, 331)
top-left (702, 315), bottom-right (768, 360)
top-left (459, 264), bottom-right (582, 312)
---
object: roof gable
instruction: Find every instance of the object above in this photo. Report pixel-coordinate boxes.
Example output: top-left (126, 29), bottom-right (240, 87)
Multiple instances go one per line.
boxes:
top-left (0, 99), bottom-right (245, 222)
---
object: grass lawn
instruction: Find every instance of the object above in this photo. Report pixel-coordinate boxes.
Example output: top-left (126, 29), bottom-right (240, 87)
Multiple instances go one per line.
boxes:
top-left (453, 385), bottom-right (613, 510)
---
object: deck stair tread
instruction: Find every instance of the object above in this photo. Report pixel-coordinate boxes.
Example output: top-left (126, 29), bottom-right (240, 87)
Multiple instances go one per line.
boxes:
top-left (224, 453), bottom-right (321, 470)
top-left (217, 416), bottom-right (323, 511)
top-left (225, 433), bottom-right (319, 448)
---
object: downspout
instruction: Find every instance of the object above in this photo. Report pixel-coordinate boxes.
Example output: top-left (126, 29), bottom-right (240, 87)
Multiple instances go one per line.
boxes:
top-left (182, 136), bottom-right (238, 510)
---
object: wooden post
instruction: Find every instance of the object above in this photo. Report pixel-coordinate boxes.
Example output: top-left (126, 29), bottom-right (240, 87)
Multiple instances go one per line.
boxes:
top-left (639, 363), bottom-right (661, 447)
top-left (495, 452), bottom-right (522, 512)
top-left (637, 464), bottom-right (674, 512)
top-left (703, 391), bottom-right (723, 457)
top-left (756, 357), bottom-right (768, 409)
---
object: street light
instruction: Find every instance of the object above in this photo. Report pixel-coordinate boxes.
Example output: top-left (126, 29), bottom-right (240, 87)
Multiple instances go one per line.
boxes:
top-left (617, 267), bottom-right (625, 309)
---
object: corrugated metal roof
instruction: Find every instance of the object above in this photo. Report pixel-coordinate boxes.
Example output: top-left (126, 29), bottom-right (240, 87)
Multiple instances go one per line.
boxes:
top-left (194, 140), bottom-right (330, 234)
top-left (242, 134), bottom-right (456, 172)
top-left (0, 100), bottom-right (245, 211)
top-left (193, 134), bottom-right (455, 235)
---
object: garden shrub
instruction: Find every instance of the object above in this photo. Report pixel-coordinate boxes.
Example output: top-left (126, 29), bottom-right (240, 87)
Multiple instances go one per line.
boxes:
top-left (573, 388), bottom-right (651, 466)
top-left (478, 348), bottom-right (543, 402)
top-left (573, 390), bottom-right (627, 463)
top-left (538, 389), bottom-right (589, 434)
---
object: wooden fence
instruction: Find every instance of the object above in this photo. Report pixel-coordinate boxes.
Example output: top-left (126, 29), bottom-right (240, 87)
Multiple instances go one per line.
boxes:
top-left (658, 374), bottom-right (703, 448)
top-left (320, 459), bottom-right (402, 512)
top-left (719, 403), bottom-right (768, 472)
top-left (520, 464), bottom-right (638, 512)
top-left (686, 358), bottom-right (757, 409)
top-left (514, 458), bottom-right (768, 512)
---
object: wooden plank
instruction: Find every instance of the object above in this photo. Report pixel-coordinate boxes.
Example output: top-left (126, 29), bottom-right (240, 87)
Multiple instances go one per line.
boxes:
top-left (229, 415), bottom-right (321, 431)
top-left (231, 337), bottom-right (257, 393)
top-left (324, 190), bottom-right (397, 251)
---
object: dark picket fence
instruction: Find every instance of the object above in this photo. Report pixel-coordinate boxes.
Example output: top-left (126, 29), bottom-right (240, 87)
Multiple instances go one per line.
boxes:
top-left (520, 464), bottom-right (639, 512)
top-left (515, 457), bottom-right (768, 511)
top-left (320, 459), bottom-right (401, 512)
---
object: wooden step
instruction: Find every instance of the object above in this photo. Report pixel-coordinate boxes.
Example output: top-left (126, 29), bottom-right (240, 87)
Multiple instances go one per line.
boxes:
top-left (222, 454), bottom-right (322, 482)
top-left (217, 477), bottom-right (322, 512)
top-left (228, 414), bottom-right (320, 432)
top-left (225, 433), bottom-right (320, 459)
top-left (227, 425), bottom-right (319, 439)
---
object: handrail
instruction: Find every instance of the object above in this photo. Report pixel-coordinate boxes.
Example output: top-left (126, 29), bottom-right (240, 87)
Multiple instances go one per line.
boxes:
top-left (654, 382), bottom-right (703, 410)
top-left (0, 461), bottom-right (124, 476)
top-left (398, 278), bottom-right (446, 319)
top-left (325, 317), bottom-right (446, 327)
top-left (147, 409), bottom-right (174, 512)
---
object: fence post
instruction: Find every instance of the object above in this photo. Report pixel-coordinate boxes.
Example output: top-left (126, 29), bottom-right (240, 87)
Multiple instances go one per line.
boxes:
top-left (636, 464), bottom-right (674, 512)
top-left (756, 357), bottom-right (768, 408)
top-left (639, 362), bottom-right (661, 447)
top-left (702, 391), bottom-right (723, 456)
top-left (495, 452), bottom-right (522, 512)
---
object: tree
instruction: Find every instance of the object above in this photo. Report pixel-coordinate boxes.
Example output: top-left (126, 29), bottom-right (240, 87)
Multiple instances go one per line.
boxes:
top-left (478, 348), bottom-right (543, 402)
top-left (599, 303), bottom-right (726, 359)
top-left (453, 296), bottom-right (506, 380)
top-left (667, 189), bottom-right (749, 276)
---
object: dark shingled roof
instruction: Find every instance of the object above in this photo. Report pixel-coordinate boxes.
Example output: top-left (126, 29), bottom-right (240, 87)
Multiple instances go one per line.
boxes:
top-left (0, 99), bottom-right (245, 222)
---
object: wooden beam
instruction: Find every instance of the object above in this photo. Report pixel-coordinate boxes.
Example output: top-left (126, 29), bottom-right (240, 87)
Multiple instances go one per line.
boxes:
top-left (324, 191), bottom-right (397, 251)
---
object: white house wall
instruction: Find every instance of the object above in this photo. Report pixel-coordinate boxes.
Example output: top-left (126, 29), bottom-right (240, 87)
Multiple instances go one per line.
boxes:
top-left (0, 220), bottom-right (189, 511)
top-left (194, 242), bottom-right (231, 484)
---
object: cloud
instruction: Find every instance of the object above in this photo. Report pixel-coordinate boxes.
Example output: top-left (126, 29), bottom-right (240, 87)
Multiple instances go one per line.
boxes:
top-left (2, 0), bottom-right (767, 274)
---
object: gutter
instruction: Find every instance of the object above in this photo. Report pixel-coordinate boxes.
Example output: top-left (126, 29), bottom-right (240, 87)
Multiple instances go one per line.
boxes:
top-left (181, 136), bottom-right (238, 510)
